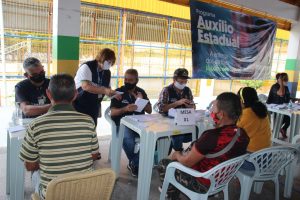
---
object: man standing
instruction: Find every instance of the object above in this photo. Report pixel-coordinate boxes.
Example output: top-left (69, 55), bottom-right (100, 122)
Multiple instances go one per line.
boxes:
top-left (110, 69), bottom-right (152, 177)
top-left (158, 68), bottom-right (195, 152)
top-left (19, 74), bottom-right (100, 199)
top-left (15, 57), bottom-right (51, 118)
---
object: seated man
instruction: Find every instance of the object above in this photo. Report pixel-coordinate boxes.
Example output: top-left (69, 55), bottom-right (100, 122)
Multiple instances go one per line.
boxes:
top-left (19, 74), bottom-right (100, 199)
top-left (158, 92), bottom-right (249, 199)
top-left (110, 69), bottom-right (152, 177)
top-left (15, 57), bottom-right (51, 118)
top-left (158, 68), bottom-right (195, 152)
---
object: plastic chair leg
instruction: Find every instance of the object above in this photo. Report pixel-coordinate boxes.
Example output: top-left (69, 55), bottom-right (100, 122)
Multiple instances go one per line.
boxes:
top-left (237, 175), bottom-right (252, 200)
top-left (253, 182), bottom-right (264, 194)
top-left (107, 140), bottom-right (111, 162)
top-left (159, 181), bottom-right (169, 200)
top-left (223, 185), bottom-right (229, 200)
top-left (274, 178), bottom-right (280, 200)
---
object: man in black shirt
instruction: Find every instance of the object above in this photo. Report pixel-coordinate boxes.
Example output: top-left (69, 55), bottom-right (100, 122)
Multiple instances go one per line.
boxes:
top-left (15, 57), bottom-right (51, 118)
top-left (110, 69), bottom-right (152, 177)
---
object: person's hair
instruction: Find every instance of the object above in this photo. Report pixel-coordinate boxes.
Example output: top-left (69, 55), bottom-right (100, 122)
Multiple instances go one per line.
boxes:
top-left (238, 87), bottom-right (268, 119)
top-left (95, 48), bottom-right (116, 65)
top-left (281, 72), bottom-right (288, 81)
top-left (216, 92), bottom-right (242, 121)
top-left (275, 72), bottom-right (288, 81)
top-left (125, 69), bottom-right (138, 78)
top-left (23, 57), bottom-right (41, 69)
top-left (48, 74), bottom-right (75, 102)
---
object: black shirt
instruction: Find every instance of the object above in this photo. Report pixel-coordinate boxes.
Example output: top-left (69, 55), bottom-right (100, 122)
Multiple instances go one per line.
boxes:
top-left (15, 79), bottom-right (50, 118)
top-left (110, 86), bottom-right (149, 126)
top-left (266, 83), bottom-right (290, 104)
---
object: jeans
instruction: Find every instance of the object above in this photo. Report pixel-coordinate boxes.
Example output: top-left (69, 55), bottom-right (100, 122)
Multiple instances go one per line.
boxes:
top-left (171, 134), bottom-right (193, 151)
top-left (282, 115), bottom-right (290, 131)
top-left (118, 126), bottom-right (140, 168)
top-left (240, 160), bottom-right (255, 171)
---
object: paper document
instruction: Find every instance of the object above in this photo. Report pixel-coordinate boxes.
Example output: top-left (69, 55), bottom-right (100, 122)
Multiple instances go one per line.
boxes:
top-left (9, 125), bottom-right (25, 133)
top-left (135, 98), bottom-right (149, 112)
top-left (110, 91), bottom-right (124, 99)
top-left (168, 108), bottom-right (176, 118)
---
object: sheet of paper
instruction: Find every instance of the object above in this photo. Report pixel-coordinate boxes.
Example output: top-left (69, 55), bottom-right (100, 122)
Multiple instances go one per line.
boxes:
top-left (135, 98), bottom-right (149, 112)
top-left (110, 91), bottom-right (124, 99)
top-left (9, 125), bottom-right (25, 133)
top-left (168, 108), bottom-right (176, 118)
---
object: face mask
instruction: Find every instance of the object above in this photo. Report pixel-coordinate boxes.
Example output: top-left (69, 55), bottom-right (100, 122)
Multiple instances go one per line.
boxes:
top-left (210, 112), bottom-right (222, 125)
top-left (102, 60), bottom-right (111, 70)
top-left (29, 72), bottom-right (46, 83)
top-left (124, 82), bottom-right (136, 90)
top-left (174, 81), bottom-right (186, 90)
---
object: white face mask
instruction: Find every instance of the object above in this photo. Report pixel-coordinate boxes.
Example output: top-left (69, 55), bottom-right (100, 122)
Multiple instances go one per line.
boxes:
top-left (102, 61), bottom-right (111, 70)
top-left (174, 81), bottom-right (186, 90)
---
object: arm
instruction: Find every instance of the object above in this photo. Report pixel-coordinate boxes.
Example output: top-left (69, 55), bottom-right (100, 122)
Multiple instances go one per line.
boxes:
top-left (171, 145), bottom-right (205, 168)
top-left (20, 102), bottom-right (51, 117)
top-left (144, 103), bottom-right (152, 114)
top-left (81, 81), bottom-right (113, 96)
top-left (110, 104), bottom-right (138, 117)
top-left (24, 161), bottom-right (39, 171)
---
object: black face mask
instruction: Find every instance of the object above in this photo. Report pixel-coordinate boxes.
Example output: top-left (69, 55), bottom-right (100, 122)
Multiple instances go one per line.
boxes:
top-left (29, 72), bottom-right (46, 84)
top-left (124, 82), bottom-right (136, 90)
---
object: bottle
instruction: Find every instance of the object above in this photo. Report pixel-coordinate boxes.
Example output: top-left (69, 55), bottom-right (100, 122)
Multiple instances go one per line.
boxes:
top-left (288, 100), bottom-right (293, 109)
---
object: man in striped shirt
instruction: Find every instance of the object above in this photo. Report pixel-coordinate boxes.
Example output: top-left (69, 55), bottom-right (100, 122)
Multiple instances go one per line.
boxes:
top-left (19, 74), bottom-right (100, 199)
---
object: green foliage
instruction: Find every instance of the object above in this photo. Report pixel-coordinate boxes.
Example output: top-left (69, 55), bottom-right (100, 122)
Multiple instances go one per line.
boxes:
top-left (240, 80), bottom-right (264, 90)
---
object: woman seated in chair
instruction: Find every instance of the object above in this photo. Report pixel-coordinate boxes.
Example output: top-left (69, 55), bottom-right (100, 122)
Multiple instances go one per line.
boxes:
top-left (237, 87), bottom-right (271, 170)
top-left (158, 92), bottom-right (250, 199)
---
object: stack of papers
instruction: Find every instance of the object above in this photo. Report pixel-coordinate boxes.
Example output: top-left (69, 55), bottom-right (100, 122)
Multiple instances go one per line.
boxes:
top-left (135, 98), bottom-right (149, 112)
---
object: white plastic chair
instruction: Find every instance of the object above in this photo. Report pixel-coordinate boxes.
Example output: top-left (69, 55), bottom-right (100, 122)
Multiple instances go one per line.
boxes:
top-left (153, 102), bottom-right (160, 113)
top-left (104, 107), bottom-right (117, 162)
top-left (258, 94), bottom-right (268, 103)
top-left (236, 146), bottom-right (298, 200)
top-left (160, 154), bottom-right (249, 200)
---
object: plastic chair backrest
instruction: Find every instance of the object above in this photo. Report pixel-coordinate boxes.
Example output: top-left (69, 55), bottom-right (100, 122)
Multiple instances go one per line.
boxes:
top-left (104, 107), bottom-right (117, 130)
top-left (45, 168), bottom-right (116, 200)
top-left (258, 94), bottom-right (268, 103)
top-left (202, 154), bottom-right (249, 194)
top-left (248, 146), bottom-right (298, 178)
top-left (153, 102), bottom-right (159, 113)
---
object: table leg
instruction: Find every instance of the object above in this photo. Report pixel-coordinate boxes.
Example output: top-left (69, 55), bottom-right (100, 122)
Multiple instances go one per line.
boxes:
top-left (157, 137), bottom-right (171, 162)
top-left (15, 136), bottom-right (25, 200)
top-left (137, 132), bottom-right (156, 200)
top-left (111, 124), bottom-right (125, 177)
top-left (6, 130), bottom-right (10, 195)
top-left (10, 136), bottom-right (18, 200)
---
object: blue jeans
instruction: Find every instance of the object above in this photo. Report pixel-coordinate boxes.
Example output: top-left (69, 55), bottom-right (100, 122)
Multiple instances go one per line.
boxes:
top-left (171, 134), bottom-right (193, 151)
top-left (240, 160), bottom-right (255, 171)
top-left (118, 126), bottom-right (140, 168)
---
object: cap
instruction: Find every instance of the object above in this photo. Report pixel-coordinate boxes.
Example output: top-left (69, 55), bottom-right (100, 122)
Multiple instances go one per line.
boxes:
top-left (173, 68), bottom-right (190, 79)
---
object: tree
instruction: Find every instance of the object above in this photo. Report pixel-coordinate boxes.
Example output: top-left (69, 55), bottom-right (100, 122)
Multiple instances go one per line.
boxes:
top-left (240, 80), bottom-right (264, 90)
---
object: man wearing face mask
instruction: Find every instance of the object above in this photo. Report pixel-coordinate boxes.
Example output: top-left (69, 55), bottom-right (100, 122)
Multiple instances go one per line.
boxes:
top-left (158, 68), bottom-right (195, 152)
top-left (110, 69), bottom-right (152, 177)
top-left (15, 57), bottom-right (51, 118)
top-left (267, 73), bottom-right (294, 138)
top-left (74, 48), bottom-right (120, 125)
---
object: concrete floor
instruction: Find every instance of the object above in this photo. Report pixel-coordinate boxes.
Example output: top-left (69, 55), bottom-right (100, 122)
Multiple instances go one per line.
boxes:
top-left (1, 137), bottom-right (300, 200)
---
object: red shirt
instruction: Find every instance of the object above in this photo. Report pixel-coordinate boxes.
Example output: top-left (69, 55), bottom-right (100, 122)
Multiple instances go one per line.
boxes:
top-left (192, 125), bottom-right (249, 185)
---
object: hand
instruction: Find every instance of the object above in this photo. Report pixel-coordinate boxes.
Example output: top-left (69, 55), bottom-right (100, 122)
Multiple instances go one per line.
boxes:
top-left (114, 94), bottom-right (122, 101)
top-left (176, 98), bottom-right (191, 106)
top-left (104, 88), bottom-right (115, 97)
top-left (131, 91), bottom-right (143, 99)
top-left (125, 104), bottom-right (138, 112)
top-left (170, 151), bottom-right (181, 161)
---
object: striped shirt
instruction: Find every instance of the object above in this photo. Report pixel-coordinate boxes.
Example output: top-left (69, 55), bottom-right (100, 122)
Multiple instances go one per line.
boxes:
top-left (19, 104), bottom-right (99, 199)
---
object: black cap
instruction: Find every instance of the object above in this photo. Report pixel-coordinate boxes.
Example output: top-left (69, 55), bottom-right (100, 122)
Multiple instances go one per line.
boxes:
top-left (174, 68), bottom-right (190, 79)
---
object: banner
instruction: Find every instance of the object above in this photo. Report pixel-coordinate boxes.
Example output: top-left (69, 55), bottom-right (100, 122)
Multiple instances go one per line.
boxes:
top-left (190, 1), bottom-right (276, 79)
